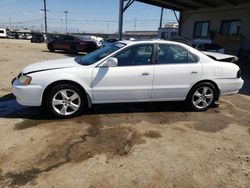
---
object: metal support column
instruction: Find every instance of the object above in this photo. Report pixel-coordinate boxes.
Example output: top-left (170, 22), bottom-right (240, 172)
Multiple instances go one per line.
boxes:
top-left (118, 0), bottom-right (124, 40)
top-left (173, 10), bottom-right (180, 24)
top-left (118, 0), bottom-right (135, 40)
top-left (159, 8), bottom-right (164, 29)
top-left (178, 11), bottom-right (183, 36)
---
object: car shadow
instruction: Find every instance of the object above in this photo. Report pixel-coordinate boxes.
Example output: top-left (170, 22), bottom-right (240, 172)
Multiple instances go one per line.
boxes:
top-left (238, 62), bottom-right (250, 96)
top-left (0, 93), bottom-right (46, 120)
top-left (0, 93), bottom-right (191, 120)
top-left (239, 79), bottom-right (250, 95)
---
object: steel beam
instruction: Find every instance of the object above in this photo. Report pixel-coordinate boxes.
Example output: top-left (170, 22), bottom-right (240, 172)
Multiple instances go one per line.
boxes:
top-left (118, 0), bottom-right (135, 40)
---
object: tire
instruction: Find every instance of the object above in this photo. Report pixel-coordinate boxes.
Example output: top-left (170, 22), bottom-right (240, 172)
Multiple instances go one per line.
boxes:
top-left (48, 44), bottom-right (54, 52)
top-left (186, 82), bottom-right (217, 111)
top-left (45, 84), bottom-right (85, 118)
top-left (70, 46), bottom-right (78, 55)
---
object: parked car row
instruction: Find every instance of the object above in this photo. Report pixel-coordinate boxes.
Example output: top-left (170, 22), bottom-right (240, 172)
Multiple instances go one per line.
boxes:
top-left (30, 33), bottom-right (45, 43)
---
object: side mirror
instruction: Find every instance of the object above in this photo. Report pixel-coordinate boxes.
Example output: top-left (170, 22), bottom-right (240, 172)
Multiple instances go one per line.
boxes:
top-left (101, 57), bottom-right (118, 67)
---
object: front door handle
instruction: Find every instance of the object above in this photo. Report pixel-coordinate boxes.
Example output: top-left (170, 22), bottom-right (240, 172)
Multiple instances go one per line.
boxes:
top-left (141, 72), bottom-right (150, 76)
top-left (191, 71), bottom-right (198, 74)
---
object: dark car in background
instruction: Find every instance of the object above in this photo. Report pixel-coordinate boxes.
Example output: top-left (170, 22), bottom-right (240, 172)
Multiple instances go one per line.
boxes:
top-left (31, 33), bottom-right (45, 43)
top-left (47, 35), bottom-right (99, 54)
top-left (101, 38), bottom-right (119, 48)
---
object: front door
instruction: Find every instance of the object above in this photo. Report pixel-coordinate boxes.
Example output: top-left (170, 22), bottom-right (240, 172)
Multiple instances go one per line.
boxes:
top-left (92, 44), bottom-right (155, 102)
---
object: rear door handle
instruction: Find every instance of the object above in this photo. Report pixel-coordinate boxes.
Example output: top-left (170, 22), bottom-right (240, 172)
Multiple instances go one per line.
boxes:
top-left (141, 72), bottom-right (150, 76)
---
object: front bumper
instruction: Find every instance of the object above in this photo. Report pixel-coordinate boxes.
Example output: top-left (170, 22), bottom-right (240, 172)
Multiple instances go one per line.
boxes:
top-left (12, 79), bottom-right (43, 106)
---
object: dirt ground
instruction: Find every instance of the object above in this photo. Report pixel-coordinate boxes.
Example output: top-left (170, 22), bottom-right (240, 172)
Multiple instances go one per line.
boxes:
top-left (0, 39), bottom-right (250, 188)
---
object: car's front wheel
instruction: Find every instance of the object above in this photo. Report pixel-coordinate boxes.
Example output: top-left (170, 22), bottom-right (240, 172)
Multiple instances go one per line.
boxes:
top-left (48, 44), bottom-right (54, 52)
top-left (45, 84), bottom-right (85, 118)
top-left (186, 82), bottom-right (216, 111)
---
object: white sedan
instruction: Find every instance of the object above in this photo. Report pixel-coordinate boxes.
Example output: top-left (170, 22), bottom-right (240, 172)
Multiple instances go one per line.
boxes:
top-left (12, 40), bottom-right (244, 118)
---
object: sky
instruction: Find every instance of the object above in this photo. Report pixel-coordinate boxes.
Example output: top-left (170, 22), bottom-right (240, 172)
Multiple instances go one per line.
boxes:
top-left (0, 0), bottom-right (179, 33)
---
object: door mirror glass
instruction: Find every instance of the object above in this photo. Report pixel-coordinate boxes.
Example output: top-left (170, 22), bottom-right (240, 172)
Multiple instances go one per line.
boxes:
top-left (101, 57), bottom-right (118, 67)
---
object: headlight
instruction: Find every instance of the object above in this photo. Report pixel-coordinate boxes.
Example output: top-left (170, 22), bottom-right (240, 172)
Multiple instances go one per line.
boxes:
top-left (18, 74), bottom-right (32, 85)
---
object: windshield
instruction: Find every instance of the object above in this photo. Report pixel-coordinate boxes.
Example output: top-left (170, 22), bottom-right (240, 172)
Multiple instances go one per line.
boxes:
top-left (75, 42), bottom-right (126, 65)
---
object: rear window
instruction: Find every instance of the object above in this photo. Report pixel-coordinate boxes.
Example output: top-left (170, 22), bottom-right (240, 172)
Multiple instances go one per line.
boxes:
top-left (0, 30), bottom-right (4, 33)
top-left (157, 44), bottom-right (198, 64)
top-left (77, 36), bottom-right (93, 42)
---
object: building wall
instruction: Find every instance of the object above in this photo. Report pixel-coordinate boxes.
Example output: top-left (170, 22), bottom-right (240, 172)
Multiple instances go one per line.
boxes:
top-left (180, 3), bottom-right (250, 51)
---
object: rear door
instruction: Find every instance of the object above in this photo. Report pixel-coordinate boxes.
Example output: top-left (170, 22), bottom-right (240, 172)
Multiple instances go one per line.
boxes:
top-left (153, 43), bottom-right (202, 100)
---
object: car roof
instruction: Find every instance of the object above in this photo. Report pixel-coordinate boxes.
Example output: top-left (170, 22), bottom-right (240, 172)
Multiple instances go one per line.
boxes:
top-left (120, 40), bottom-right (192, 48)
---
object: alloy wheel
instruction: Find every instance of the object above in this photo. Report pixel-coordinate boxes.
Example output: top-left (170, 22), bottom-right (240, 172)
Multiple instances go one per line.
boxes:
top-left (52, 89), bottom-right (81, 116)
top-left (192, 86), bottom-right (214, 110)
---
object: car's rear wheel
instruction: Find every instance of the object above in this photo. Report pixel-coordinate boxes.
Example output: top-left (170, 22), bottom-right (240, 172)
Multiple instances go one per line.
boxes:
top-left (186, 82), bottom-right (216, 111)
top-left (45, 84), bottom-right (85, 118)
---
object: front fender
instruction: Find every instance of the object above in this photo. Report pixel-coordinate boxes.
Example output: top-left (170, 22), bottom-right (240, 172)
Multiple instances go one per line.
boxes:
top-left (29, 68), bottom-right (93, 104)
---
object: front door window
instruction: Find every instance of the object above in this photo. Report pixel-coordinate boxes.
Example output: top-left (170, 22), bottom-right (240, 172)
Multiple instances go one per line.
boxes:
top-left (114, 44), bottom-right (154, 66)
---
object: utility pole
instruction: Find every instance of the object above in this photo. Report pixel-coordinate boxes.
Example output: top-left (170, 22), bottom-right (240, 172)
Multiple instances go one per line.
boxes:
top-left (61, 18), bottom-right (63, 33)
top-left (134, 18), bottom-right (137, 31)
top-left (64, 11), bottom-right (68, 34)
top-left (41, 0), bottom-right (48, 34)
top-left (107, 23), bottom-right (110, 33)
top-left (9, 16), bottom-right (11, 29)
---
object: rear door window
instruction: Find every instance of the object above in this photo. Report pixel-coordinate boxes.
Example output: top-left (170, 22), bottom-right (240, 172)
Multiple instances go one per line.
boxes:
top-left (157, 44), bottom-right (198, 64)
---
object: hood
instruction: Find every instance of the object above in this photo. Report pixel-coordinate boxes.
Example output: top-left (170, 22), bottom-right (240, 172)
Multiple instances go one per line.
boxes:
top-left (23, 57), bottom-right (79, 74)
top-left (202, 51), bottom-right (238, 62)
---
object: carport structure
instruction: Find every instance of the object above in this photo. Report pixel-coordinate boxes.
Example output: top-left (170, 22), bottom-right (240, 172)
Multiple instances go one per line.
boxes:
top-left (118, 0), bottom-right (250, 39)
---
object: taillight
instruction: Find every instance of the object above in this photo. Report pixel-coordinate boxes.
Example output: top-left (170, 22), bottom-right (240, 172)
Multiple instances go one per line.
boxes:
top-left (237, 70), bottom-right (241, 78)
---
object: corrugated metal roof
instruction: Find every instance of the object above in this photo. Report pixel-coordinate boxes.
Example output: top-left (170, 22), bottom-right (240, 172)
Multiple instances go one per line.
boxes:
top-left (136, 0), bottom-right (249, 11)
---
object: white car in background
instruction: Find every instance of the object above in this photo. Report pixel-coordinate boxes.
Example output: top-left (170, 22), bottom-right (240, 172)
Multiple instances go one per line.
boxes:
top-left (192, 38), bottom-right (225, 54)
top-left (0, 28), bottom-right (7, 38)
top-left (89, 36), bottom-right (103, 48)
top-left (12, 40), bottom-right (244, 118)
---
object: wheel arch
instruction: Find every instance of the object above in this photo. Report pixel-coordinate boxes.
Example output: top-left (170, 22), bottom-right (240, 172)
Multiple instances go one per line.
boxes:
top-left (42, 80), bottom-right (92, 108)
top-left (187, 80), bottom-right (220, 101)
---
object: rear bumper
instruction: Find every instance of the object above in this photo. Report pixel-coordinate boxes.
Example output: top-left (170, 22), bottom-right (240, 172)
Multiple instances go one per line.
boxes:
top-left (217, 78), bottom-right (244, 96)
top-left (12, 79), bottom-right (43, 106)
